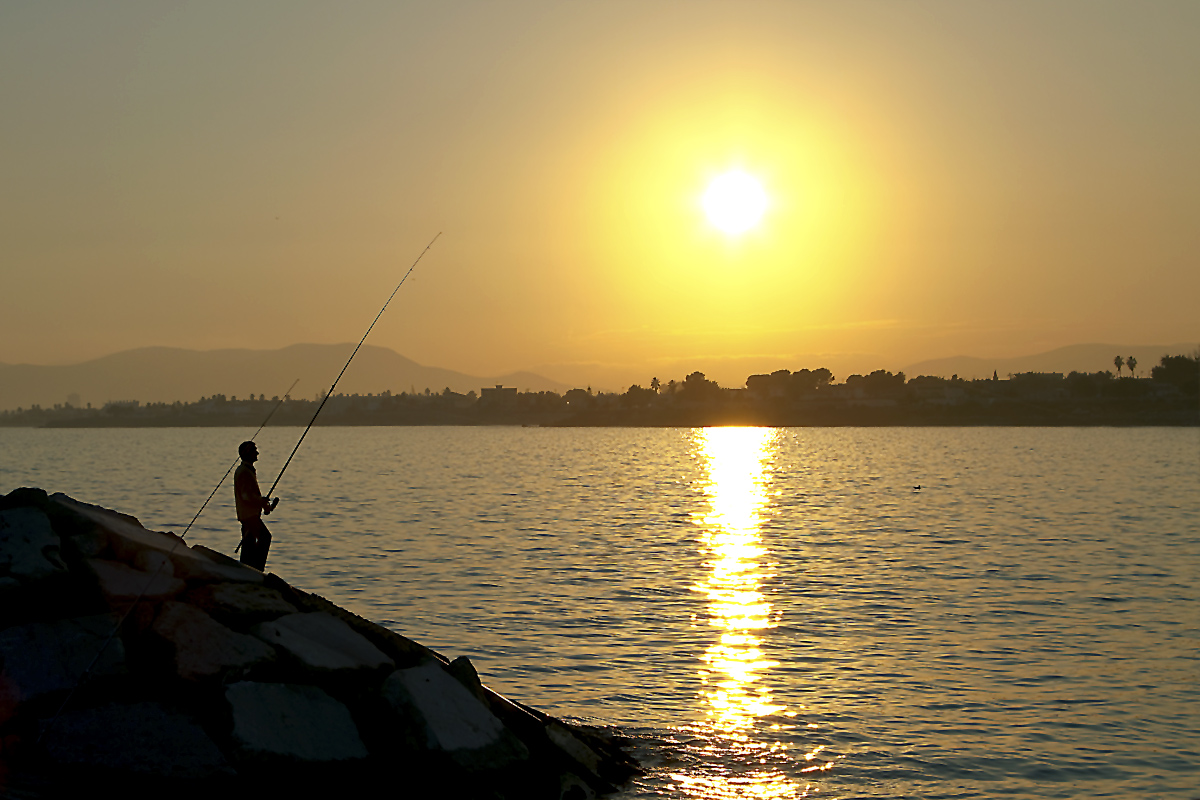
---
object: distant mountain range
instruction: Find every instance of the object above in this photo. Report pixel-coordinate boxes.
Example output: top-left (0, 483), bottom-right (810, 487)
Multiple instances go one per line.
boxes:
top-left (0, 344), bottom-right (570, 411)
top-left (2, 341), bottom-right (1195, 411)
top-left (901, 342), bottom-right (1197, 380)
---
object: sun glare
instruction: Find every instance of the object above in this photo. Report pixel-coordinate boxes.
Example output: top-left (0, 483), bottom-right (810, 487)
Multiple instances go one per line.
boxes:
top-left (702, 170), bottom-right (769, 235)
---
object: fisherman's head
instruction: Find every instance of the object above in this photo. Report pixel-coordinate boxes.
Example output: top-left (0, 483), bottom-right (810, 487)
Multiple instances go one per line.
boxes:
top-left (239, 441), bottom-right (258, 462)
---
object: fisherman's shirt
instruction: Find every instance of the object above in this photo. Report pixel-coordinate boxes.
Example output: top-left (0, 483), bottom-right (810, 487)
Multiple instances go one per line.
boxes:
top-left (234, 461), bottom-right (266, 522)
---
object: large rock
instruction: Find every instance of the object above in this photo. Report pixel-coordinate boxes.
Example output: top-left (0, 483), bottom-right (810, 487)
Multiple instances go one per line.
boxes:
top-left (51, 495), bottom-right (180, 559)
top-left (53, 495), bottom-right (263, 584)
top-left (189, 544), bottom-right (267, 583)
top-left (0, 614), bottom-right (125, 703)
top-left (0, 507), bottom-right (66, 588)
top-left (42, 701), bottom-right (234, 779)
top-left (151, 602), bottom-right (276, 680)
top-left (88, 558), bottom-right (186, 600)
top-left (186, 582), bottom-right (297, 625)
top-left (383, 659), bottom-right (530, 770)
top-left (546, 720), bottom-right (607, 783)
top-left (253, 612), bottom-right (393, 671)
top-left (226, 682), bottom-right (368, 762)
top-left (133, 548), bottom-right (175, 578)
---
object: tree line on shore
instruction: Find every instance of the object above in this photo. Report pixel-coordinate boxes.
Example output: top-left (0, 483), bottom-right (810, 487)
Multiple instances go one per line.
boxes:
top-left (2, 353), bottom-right (1196, 427)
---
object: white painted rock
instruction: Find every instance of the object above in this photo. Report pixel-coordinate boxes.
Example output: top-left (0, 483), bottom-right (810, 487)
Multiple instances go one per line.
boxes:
top-left (382, 660), bottom-right (530, 769)
top-left (88, 558), bottom-right (186, 600)
top-left (0, 507), bottom-right (66, 588)
top-left (43, 701), bottom-right (234, 779)
top-left (0, 614), bottom-right (125, 702)
top-left (253, 612), bottom-right (393, 671)
top-left (151, 602), bottom-right (276, 680)
top-left (226, 681), bottom-right (368, 762)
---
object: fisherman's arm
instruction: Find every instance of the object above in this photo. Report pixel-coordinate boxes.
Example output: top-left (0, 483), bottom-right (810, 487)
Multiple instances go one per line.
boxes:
top-left (249, 473), bottom-right (279, 515)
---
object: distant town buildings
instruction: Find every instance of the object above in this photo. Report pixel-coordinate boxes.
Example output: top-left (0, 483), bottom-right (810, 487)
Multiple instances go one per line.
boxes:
top-left (479, 385), bottom-right (518, 406)
top-left (2, 354), bottom-right (1196, 427)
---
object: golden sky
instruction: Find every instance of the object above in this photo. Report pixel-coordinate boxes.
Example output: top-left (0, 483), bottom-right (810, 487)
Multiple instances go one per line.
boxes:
top-left (2, 1), bottom-right (1197, 388)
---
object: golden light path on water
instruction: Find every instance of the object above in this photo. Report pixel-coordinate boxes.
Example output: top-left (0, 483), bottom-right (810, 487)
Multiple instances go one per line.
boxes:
top-left (674, 427), bottom-right (827, 799)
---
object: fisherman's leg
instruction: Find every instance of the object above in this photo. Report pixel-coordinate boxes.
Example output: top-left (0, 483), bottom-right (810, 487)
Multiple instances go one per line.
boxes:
top-left (253, 520), bottom-right (272, 571)
top-left (239, 522), bottom-right (256, 566)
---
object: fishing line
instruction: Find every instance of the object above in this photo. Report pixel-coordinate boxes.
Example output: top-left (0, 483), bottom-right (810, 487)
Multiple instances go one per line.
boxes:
top-left (266, 231), bottom-right (441, 500)
top-left (40, 231), bottom-right (439, 745)
top-left (37, 378), bottom-right (299, 745)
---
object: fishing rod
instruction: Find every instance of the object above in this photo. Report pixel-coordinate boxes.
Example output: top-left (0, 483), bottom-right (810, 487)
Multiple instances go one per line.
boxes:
top-left (38, 377), bottom-right (300, 745)
top-left (266, 232), bottom-right (441, 501)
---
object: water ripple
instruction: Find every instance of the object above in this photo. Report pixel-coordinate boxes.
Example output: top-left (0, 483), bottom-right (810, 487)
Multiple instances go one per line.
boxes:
top-left (2, 426), bottom-right (1197, 798)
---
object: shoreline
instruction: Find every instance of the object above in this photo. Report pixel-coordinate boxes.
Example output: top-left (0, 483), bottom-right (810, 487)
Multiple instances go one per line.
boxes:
top-left (8, 410), bottom-right (1198, 430)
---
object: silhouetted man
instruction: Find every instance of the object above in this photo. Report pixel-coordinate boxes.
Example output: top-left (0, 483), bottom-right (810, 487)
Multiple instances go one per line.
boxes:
top-left (235, 440), bottom-right (278, 570)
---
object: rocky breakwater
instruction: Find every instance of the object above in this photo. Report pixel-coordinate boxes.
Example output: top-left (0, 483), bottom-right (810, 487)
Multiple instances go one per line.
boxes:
top-left (0, 487), bottom-right (639, 798)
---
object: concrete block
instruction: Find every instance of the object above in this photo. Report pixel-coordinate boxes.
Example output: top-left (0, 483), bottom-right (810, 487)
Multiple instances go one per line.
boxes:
top-left (253, 612), bottom-right (393, 671)
top-left (43, 701), bottom-right (234, 779)
top-left (382, 660), bottom-right (529, 770)
top-left (226, 681), bottom-right (368, 762)
top-left (151, 602), bottom-right (276, 680)
top-left (0, 614), bottom-right (125, 703)
top-left (0, 507), bottom-right (66, 588)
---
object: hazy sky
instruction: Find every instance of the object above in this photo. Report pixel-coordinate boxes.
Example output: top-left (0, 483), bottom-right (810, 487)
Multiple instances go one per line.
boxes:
top-left (2, 1), bottom-right (1197, 387)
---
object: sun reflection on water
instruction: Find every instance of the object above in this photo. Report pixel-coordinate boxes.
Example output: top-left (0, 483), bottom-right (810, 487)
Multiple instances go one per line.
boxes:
top-left (675, 427), bottom-right (813, 799)
top-left (695, 427), bottom-right (783, 730)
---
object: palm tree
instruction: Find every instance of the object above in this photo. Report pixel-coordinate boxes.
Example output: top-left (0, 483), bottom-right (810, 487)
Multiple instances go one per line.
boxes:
top-left (650, 377), bottom-right (661, 393)
top-left (1114, 355), bottom-right (1124, 377)
top-left (1127, 355), bottom-right (1137, 378)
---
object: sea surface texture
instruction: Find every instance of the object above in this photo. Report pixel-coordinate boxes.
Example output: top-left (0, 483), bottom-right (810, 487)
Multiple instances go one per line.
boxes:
top-left (2, 426), bottom-right (1197, 799)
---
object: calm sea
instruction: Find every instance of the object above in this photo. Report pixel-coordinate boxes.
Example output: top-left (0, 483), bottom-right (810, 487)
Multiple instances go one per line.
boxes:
top-left (2, 426), bottom-right (1197, 799)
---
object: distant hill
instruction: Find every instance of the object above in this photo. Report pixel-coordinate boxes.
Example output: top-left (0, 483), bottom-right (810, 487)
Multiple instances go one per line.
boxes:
top-left (0, 344), bottom-right (570, 411)
top-left (903, 343), bottom-right (1198, 380)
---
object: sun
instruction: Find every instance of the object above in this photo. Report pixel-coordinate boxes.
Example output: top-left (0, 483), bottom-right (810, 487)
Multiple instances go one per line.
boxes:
top-left (702, 170), bottom-right (769, 235)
